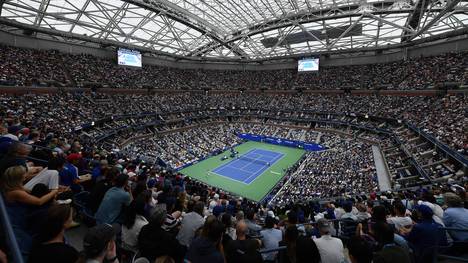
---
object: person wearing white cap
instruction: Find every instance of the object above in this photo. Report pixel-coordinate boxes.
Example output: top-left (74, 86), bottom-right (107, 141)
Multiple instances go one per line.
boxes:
top-left (267, 210), bottom-right (275, 218)
top-left (209, 193), bottom-right (219, 212)
top-left (313, 218), bottom-right (345, 263)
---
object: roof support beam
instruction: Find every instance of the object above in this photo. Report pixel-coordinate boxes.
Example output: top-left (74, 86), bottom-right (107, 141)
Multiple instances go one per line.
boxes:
top-left (267, 25), bottom-right (297, 55)
top-left (364, 12), bottom-right (415, 34)
top-left (401, 0), bottom-right (429, 42)
top-left (122, 12), bottom-right (159, 42)
top-left (0, 0), bottom-right (5, 16)
top-left (94, 1), bottom-right (128, 39)
top-left (95, 3), bottom-right (128, 38)
top-left (296, 23), bottom-right (326, 46)
top-left (406, 0), bottom-right (462, 42)
top-left (68, 0), bottom-right (91, 33)
top-left (122, 0), bottom-right (248, 58)
top-left (161, 16), bottom-right (189, 53)
top-left (327, 14), bottom-right (363, 50)
top-left (2, 16), bottom-right (468, 62)
top-left (192, 7), bottom-right (438, 57)
top-left (33, 0), bottom-right (50, 26)
top-left (0, 17), bottom-right (187, 56)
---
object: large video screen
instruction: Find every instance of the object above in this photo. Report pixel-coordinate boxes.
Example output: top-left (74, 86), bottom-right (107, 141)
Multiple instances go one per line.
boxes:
top-left (298, 58), bottom-right (319, 72)
top-left (117, 48), bottom-right (142, 67)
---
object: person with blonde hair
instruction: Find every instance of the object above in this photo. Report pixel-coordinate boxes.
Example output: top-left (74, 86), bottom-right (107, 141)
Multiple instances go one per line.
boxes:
top-left (0, 165), bottom-right (57, 258)
top-left (1, 165), bottom-right (57, 206)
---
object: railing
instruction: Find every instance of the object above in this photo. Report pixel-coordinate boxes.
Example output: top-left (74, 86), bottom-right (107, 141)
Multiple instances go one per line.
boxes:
top-left (0, 194), bottom-right (25, 263)
top-left (407, 123), bottom-right (468, 168)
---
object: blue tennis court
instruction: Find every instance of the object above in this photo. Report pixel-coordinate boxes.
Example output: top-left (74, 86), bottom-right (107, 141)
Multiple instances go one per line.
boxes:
top-left (212, 148), bottom-right (284, 184)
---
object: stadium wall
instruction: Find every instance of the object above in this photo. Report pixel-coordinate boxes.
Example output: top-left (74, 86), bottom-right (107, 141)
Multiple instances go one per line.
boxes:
top-left (1, 30), bottom-right (468, 70)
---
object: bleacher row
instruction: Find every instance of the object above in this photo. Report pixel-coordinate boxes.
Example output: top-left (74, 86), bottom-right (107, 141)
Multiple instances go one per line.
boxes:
top-left (0, 48), bottom-right (467, 263)
top-left (1, 45), bottom-right (467, 90)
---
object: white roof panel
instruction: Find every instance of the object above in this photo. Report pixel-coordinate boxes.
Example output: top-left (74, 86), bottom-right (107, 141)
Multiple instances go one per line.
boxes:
top-left (0, 0), bottom-right (466, 60)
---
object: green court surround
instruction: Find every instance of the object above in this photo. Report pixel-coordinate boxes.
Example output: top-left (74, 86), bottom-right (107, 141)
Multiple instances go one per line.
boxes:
top-left (180, 141), bottom-right (305, 202)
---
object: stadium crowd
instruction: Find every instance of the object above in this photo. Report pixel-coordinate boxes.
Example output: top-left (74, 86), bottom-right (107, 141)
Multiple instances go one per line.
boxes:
top-left (0, 133), bottom-right (467, 263)
top-left (271, 139), bottom-right (377, 205)
top-left (1, 45), bottom-right (467, 90)
top-left (0, 87), bottom-right (467, 262)
top-left (6, 92), bottom-right (465, 157)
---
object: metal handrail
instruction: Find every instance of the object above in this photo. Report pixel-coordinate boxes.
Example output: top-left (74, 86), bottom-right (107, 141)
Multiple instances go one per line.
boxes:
top-left (0, 194), bottom-right (25, 263)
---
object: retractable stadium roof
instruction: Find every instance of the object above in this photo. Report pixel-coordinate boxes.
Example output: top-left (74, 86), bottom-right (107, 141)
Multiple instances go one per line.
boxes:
top-left (0, 0), bottom-right (467, 61)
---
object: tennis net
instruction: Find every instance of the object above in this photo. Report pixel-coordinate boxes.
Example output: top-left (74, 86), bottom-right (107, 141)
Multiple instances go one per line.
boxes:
top-left (238, 155), bottom-right (270, 166)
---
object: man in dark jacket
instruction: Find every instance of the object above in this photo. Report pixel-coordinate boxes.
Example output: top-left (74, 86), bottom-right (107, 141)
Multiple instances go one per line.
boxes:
top-left (138, 208), bottom-right (184, 262)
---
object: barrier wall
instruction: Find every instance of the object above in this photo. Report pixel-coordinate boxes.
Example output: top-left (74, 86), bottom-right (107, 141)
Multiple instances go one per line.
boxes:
top-left (237, 133), bottom-right (326, 151)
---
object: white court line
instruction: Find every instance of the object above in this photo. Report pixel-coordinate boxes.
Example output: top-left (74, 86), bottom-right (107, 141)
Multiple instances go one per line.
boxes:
top-left (242, 152), bottom-right (285, 184)
top-left (210, 169), bottom-right (252, 185)
top-left (212, 148), bottom-right (285, 185)
top-left (212, 148), bottom-right (258, 173)
top-left (239, 152), bottom-right (267, 170)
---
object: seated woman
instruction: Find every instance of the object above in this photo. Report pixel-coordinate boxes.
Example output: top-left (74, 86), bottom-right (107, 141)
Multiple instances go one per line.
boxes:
top-left (0, 165), bottom-right (57, 257)
top-left (28, 204), bottom-right (79, 263)
top-left (121, 193), bottom-right (149, 252)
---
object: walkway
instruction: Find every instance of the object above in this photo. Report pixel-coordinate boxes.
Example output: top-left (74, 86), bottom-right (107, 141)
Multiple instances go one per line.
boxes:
top-left (372, 145), bottom-right (392, 191)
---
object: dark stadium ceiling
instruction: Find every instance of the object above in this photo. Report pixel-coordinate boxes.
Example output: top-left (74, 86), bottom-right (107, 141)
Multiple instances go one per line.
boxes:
top-left (0, 0), bottom-right (467, 61)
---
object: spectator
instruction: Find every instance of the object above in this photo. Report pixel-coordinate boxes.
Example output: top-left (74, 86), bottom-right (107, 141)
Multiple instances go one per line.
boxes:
top-left (442, 192), bottom-right (468, 241)
top-left (176, 201), bottom-right (205, 248)
top-left (0, 165), bottom-right (57, 255)
top-left (280, 225), bottom-right (320, 263)
top-left (138, 208), bottom-right (184, 262)
top-left (121, 194), bottom-right (149, 252)
top-left (341, 202), bottom-right (358, 221)
top-left (387, 202), bottom-right (413, 231)
top-left (92, 159), bottom-right (109, 182)
top-left (224, 220), bottom-right (263, 263)
top-left (212, 199), bottom-right (227, 217)
top-left (373, 222), bottom-right (411, 263)
top-left (405, 205), bottom-right (447, 263)
top-left (95, 173), bottom-right (132, 225)
top-left (186, 218), bottom-right (225, 263)
top-left (0, 142), bottom-right (42, 180)
top-left (88, 166), bottom-right (119, 213)
top-left (221, 212), bottom-right (236, 242)
top-left (245, 209), bottom-right (262, 237)
top-left (313, 218), bottom-right (345, 263)
top-left (347, 236), bottom-right (372, 263)
top-left (355, 203), bottom-right (371, 222)
top-left (260, 216), bottom-right (282, 263)
top-left (0, 165), bottom-right (57, 206)
top-left (28, 204), bottom-right (79, 263)
top-left (209, 193), bottom-right (219, 212)
top-left (81, 224), bottom-right (119, 263)
top-left (59, 153), bottom-right (88, 192)
top-left (24, 156), bottom-right (62, 191)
